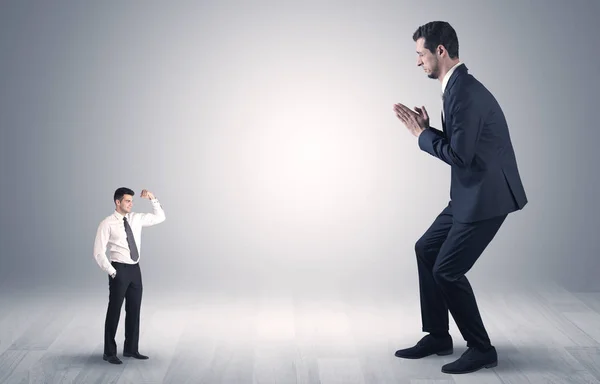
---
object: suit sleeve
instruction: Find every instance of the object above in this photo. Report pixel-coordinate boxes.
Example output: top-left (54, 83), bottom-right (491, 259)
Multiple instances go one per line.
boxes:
top-left (416, 127), bottom-right (452, 166)
top-left (418, 92), bottom-right (483, 168)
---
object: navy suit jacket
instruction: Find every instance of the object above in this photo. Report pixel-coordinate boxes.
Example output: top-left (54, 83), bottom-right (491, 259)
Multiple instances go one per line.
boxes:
top-left (418, 64), bottom-right (527, 223)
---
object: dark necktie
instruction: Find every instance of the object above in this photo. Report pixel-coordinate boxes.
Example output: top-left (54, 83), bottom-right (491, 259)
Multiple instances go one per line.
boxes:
top-left (123, 217), bottom-right (139, 261)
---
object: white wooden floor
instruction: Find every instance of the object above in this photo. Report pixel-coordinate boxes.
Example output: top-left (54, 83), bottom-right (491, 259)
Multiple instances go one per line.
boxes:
top-left (1, 282), bottom-right (600, 383)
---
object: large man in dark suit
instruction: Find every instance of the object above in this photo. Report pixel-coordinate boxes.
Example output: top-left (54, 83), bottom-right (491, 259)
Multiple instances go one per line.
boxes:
top-left (393, 21), bottom-right (527, 374)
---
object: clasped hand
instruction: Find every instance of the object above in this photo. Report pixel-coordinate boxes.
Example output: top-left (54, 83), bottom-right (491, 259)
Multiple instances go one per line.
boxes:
top-left (394, 103), bottom-right (430, 137)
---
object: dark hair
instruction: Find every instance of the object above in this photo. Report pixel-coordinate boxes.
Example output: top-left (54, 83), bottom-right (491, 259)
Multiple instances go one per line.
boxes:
top-left (114, 187), bottom-right (134, 203)
top-left (413, 21), bottom-right (459, 59)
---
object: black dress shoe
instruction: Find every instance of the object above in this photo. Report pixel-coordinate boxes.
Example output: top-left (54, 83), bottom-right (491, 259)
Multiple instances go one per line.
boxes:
top-left (441, 346), bottom-right (498, 374)
top-left (123, 352), bottom-right (149, 359)
top-left (103, 354), bottom-right (123, 364)
top-left (394, 334), bottom-right (453, 359)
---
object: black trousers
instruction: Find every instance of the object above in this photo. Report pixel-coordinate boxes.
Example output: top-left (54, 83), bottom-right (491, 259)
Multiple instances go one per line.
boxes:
top-left (104, 262), bottom-right (143, 356)
top-left (416, 203), bottom-right (506, 350)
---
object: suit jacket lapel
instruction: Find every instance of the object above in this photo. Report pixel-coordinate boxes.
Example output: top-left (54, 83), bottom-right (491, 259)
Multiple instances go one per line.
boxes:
top-left (441, 64), bottom-right (468, 137)
top-left (443, 63), bottom-right (468, 99)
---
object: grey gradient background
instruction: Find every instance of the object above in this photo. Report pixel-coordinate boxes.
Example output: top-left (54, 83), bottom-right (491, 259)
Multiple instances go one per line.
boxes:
top-left (1, 0), bottom-right (599, 299)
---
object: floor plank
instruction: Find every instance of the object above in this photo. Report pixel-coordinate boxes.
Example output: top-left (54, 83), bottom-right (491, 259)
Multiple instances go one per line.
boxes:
top-left (0, 284), bottom-right (599, 383)
top-left (566, 347), bottom-right (600, 381)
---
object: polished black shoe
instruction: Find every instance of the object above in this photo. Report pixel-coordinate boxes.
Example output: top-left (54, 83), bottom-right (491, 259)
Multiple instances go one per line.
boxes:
top-left (394, 334), bottom-right (453, 359)
top-left (123, 352), bottom-right (149, 360)
top-left (103, 354), bottom-right (123, 364)
top-left (441, 346), bottom-right (497, 374)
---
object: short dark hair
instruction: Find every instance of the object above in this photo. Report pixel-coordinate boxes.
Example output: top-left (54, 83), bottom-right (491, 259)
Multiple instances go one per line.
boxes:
top-left (413, 21), bottom-right (459, 59)
top-left (114, 187), bottom-right (134, 203)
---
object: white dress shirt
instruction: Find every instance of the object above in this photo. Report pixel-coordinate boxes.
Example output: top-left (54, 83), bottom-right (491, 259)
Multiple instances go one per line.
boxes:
top-left (93, 198), bottom-right (165, 276)
top-left (441, 61), bottom-right (463, 121)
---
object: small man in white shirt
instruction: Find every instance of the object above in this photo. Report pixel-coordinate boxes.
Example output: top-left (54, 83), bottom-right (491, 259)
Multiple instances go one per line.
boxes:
top-left (93, 187), bottom-right (165, 364)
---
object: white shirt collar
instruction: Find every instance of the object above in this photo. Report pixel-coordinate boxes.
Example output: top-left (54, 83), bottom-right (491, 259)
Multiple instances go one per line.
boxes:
top-left (442, 61), bottom-right (463, 94)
